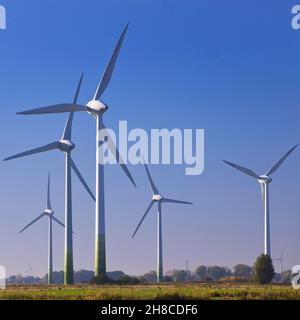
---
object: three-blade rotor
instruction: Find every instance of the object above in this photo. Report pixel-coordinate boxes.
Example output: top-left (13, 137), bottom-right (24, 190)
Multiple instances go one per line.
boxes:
top-left (223, 145), bottom-right (298, 181)
top-left (223, 145), bottom-right (298, 208)
top-left (19, 173), bottom-right (65, 234)
top-left (132, 161), bottom-right (193, 238)
top-left (4, 74), bottom-right (95, 202)
top-left (14, 25), bottom-right (135, 188)
top-left (16, 24), bottom-right (129, 115)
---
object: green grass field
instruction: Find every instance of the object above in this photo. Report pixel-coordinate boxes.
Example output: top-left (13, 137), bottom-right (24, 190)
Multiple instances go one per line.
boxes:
top-left (0, 283), bottom-right (299, 300)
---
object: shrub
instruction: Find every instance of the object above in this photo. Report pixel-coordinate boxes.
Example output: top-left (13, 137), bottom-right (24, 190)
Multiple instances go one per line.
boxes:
top-left (233, 264), bottom-right (252, 278)
top-left (90, 275), bottom-right (115, 285)
top-left (117, 275), bottom-right (141, 285)
top-left (252, 254), bottom-right (275, 284)
top-left (163, 276), bottom-right (173, 283)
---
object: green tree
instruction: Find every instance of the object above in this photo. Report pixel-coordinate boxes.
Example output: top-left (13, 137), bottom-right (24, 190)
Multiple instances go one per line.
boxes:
top-left (195, 266), bottom-right (207, 280)
top-left (74, 270), bottom-right (94, 283)
top-left (163, 275), bottom-right (173, 282)
top-left (233, 264), bottom-right (252, 278)
top-left (90, 274), bottom-right (115, 285)
top-left (43, 271), bottom-right (64, 284)
top-left (118, 275), bottom-right (141, 285)
top-left (141, 271), bottom-right (157, 283)
top-left (167, 270), bottom-right (188, 282)
top-left (252, 254), bottom-right (275, 284)
top-left (207, 266), bottom-right (231, 281)
top-left (280, 270), bottom-right (292, 284)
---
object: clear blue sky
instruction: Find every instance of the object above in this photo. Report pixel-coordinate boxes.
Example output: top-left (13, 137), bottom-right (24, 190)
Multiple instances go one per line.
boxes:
top-left (0, 0), bottom-right (300, 277)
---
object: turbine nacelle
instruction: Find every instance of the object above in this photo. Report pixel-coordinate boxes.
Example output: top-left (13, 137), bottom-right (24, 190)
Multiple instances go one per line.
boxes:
top-left (152, 194), bottom-right (163, 202)
top-left (86, 100), bottom-right (108, 115)
top-left (258, 175), bottom-right (272, 184)
top-left (45, 209), bottom-right (54, 216)
top-left (59, 139), bottom-right (75, 152)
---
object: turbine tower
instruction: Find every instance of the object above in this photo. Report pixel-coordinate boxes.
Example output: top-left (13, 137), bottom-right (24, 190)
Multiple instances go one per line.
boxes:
top-left (16, 24), bottom-right (136, 277)
top-left (223, 145), bottom-right (298, 257)
top-left (19, 173), bottom-right (65, 285)
top-left (4, 73), bottom-right (95, 284)
top-left (132, 162), bottom-right (193, 283)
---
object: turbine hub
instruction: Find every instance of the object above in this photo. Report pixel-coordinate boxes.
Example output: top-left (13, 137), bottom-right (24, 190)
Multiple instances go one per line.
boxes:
top-left (59, 139), bottom-right (75, 152)
top-left (259, 175), bottom-right (272, 184)
top-left (45, 209), bottom-right (54, 215)
top-left (86, 100), bottom-right (108, 115)
top-left (152, 194), bottom-right (162, 201)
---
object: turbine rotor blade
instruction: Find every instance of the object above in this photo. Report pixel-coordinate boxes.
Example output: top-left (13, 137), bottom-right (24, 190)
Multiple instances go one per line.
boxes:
top-left (265, 144), bottom-right (298, 176)
top-left (19, 213), bottom-right (46, 234)
top-left (162, 198), bottom-right (193, 205)
top-left (47, 172), bottom-right (52, 210)
top-left (62, 73), bottom-right (84, 141)
top-left (70, 158), bottom-right (96, 201)
top-left (52, 216), bottom-right (65, 228)
top-left (143, 161), bottom-right (159, 195)
top-left (132, 201), bottom-right (155, 239)
top-left (101, 122), bottom-right (136, 187)
top-left (3, 142), bottom-right (60, 161)
top-left (223, 160), bottom-right (260, 180)
top-left (94, 23), bottom-right (129, 100)
top-left (17, 103), bottom-right (88, 115)
top-left (73, 72), bottom-right (84, 105)
top-left (62, 113), bottom-right (74, 141)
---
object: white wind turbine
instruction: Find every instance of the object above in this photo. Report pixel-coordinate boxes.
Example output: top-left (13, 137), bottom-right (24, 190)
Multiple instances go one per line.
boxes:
top-left (4, 73), bottom-right (95, 284)
top-left (15, 24), bottom-right (136, 277)
top-left (19, 173), bottom-right (65, 285)
top-left (223, 145), bottom-right (298, 257)
top-left (274, 249), bottom-right (285, 273)
top-left (132, 162), bottom-right (193, 283)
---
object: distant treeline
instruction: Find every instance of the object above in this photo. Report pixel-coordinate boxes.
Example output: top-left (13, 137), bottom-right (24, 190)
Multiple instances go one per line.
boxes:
top-left (6, 265), bottom-right (292, 285)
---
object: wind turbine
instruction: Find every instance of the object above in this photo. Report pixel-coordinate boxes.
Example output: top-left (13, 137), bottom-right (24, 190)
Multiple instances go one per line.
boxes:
top-left (19, 173), bottom-right (65, 285)
top-left (132, 162), bottom-right (193, 283)
top-left (26, 265), bottom-right (34, 276)
top-left (223, 145), bottom-right (298, 257)
top-left (4, 73), bottom-right (95, 284)
top-left (15, 24), bottom-right (136, 277)
top-left (274, 249), bottom-right (285, 273)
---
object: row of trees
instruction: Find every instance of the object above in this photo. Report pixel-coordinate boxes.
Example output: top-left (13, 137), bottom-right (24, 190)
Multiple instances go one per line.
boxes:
top-left (6, 270), bottom-right (126, 285)
top-left (115, 255), bottom-right (280, 285)
top-left (167, 255), bottom-right (277, 284)
top-left (7, 255), bottom-right (288, 285)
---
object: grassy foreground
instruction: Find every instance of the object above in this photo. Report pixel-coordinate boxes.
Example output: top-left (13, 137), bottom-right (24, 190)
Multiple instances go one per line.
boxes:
top-left (0, 283), bottom-right (299, 300)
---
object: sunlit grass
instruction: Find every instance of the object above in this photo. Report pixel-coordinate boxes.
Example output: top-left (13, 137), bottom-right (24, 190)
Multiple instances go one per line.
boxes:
top-left (0, 283), bottom-right (299, 300)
